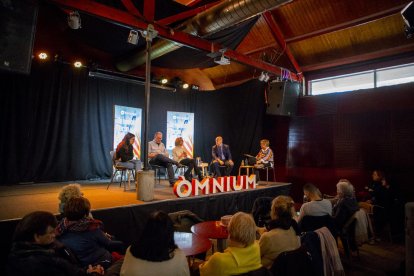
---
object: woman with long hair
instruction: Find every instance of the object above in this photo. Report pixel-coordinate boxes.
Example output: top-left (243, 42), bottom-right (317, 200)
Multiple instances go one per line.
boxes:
top-left (115, 132), bottom-right (142, 172)
top-left (121, 211), bottom-right (189, 276)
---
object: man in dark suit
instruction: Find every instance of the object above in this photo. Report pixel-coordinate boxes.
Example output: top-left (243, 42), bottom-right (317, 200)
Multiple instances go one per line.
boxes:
top-left (211, 136), bottom-right (234, 176)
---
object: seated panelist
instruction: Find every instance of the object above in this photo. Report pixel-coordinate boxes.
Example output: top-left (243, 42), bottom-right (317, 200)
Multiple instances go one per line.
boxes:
top-left (211, 136), bottom-right (234, 177)
top-left (253, 139), bottom-right (274, 181)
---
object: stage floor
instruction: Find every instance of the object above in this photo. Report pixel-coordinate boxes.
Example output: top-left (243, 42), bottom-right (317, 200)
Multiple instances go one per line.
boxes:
top-left (0, 179), bottom-right (289, 221)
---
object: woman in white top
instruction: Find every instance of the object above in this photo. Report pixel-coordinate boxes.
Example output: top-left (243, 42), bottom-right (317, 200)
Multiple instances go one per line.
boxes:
top-left (172, 137), bottom-right (202, 182)
top-left (120, 211), bottom-right (190, 276)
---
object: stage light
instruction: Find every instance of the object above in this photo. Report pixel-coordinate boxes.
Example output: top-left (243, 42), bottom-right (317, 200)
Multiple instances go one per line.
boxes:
top-left (259, 72), bottom-right (270, 82)
top-left (38, 52), bottom-right (48, 60)
top-left (68, 11), bottom-right (81, 30)
top-left (74, 61), bottom-right (82, 68)
top-left (191, 84), bottom-right (199, 90)
top-left (127, 29), bottom-right (139, 45)
top-left (182, 83), bottom-right (189, 89)
top-left (161, 78), bottom-right (168, 84)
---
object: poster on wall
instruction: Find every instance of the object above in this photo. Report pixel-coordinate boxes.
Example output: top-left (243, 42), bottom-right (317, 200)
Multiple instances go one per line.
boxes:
top-left (113, 105), bottom-right (142, 159)
top-left (166, 111), bottom-right (194, 158)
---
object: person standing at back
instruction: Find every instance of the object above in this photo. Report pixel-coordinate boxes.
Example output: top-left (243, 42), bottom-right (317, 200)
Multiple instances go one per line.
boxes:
top-left (211, 136), bottom-right (233, 177)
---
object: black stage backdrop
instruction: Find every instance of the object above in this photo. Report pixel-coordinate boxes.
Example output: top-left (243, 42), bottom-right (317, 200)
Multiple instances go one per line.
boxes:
top-left (0, 62), bottom-right (266, 185)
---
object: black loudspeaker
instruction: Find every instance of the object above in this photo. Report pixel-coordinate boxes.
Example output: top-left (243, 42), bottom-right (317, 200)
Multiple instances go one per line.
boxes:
top-left (266, 81), bottom-right (300, 116)
top-left (0, 0), bottom-right (38, 74)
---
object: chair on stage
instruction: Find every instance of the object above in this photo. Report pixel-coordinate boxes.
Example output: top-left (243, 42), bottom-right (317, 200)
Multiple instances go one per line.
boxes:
top-left (107, 151), bottom-right (135, 190)
top-left (256, 161), bottom-right (276, 181)
top-left (174, 164), bottom-right (188, 177)
top-left (149, 164), bottom-right (167, 185)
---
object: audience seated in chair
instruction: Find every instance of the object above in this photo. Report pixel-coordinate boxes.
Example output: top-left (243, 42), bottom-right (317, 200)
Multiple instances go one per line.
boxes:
top-left (56, 197), bottom-right (124, 269)
top-left (258, 196), bottom-right (301, 269)
top-left (7, 211), bottom-right (104, 276)
top-left (332, 179), bottom-right (359, 231)
top-left (314, 227), bottom-right (345, 275)
top-left (251, 196), bottom-right (273, 227)
top-left (58, 183), bottom-right (86, 215)
top-left (211, 136), bottom-right (234, 177)
top-left (121, 210), bottom-right (190, 276)
top-left (297, 183), bottom-right (335, 236)
top-left (199, 212), bottom-right (262, 276)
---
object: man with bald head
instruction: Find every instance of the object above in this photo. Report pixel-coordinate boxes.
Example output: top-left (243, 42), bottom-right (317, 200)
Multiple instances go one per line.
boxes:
top-left (148, 131), bottom-right (181, 186)
top-left (211, 136), bottom-right (234, 177)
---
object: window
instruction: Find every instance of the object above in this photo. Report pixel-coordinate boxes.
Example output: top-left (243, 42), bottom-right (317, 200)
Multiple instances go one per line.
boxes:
top-left (310, 63), bottom-right (414, 95)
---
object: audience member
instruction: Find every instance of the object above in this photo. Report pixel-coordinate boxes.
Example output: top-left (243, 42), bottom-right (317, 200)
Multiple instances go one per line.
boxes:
top-left (297, 183), bottom-right (332, 223)
top-left (172, 137), bottom-right (203, 182)
top-left (120, 210), bottom-right (189, 276)
top-left (7, 211), bottom-right (104, 275)
top-left (56, 197), bottom-right (124, 269)
top-left (253, 139), bottom-right (274, 181)
top-left (258, 196), bottom-right (300, 269)
top-left (211, 136), bottom-right (234, 177)
top-left (148, 132), bottom-right (182, 186)
top-left (115, 132), bottom-right (142, 172)
top-left (332, 179), bottom-right (359, 230)
top-left (58, 183), bottom-right (84, 214)
top-left (199, 212), bottom-right (262, 276)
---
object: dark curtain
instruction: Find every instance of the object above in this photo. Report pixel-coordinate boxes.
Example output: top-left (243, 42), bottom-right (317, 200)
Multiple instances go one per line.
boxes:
top-left (0, 62), bottom-right (266, 185)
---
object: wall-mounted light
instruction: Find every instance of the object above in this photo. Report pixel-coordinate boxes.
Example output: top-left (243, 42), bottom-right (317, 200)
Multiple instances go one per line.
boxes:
top-left (38, 52), bottom-right (48, 60)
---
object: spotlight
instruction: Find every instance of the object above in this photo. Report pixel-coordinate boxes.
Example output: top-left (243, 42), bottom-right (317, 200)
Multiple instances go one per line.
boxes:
top-left (68, 11), bottom-right (81, 30)
top-left (74, 61), bottom-right (82, 68)
top-left (127, 29), bottom-right (139, 45)
top-left (182, 83), bottom-right (189, 89)
top-left (259, 72), bottom-right (270, 82)
top-left (161, 78), bottom-right (168, 84)
top-left (191, 84), bottom-right (199, 90)
top-left (263, 73), bottom-right (270, 82)
top-left (38, 52), bottom-right (48, 60)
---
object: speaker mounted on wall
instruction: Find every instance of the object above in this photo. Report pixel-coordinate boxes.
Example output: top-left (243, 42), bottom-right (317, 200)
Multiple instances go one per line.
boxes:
top-left (0, 0), bottom-right (38, 74)
top-left (266, 81), bottom-right (300, 116)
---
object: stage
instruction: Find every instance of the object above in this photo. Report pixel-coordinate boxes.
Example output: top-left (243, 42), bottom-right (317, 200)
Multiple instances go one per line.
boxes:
top-left (0, 179), bottom-right (291, 273)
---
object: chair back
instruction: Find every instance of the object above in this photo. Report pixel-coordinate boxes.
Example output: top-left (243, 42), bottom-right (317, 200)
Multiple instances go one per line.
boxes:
top-left (110, 151), bottom-right (116, 166)
top-left (235, 266), bottom-right (273, 276)
top-left (299, 215), bottom-right (337, 237)
top-left (270, 245), bottom-right (316, 276)
top-left (251, 197), bottom-right (273, 227)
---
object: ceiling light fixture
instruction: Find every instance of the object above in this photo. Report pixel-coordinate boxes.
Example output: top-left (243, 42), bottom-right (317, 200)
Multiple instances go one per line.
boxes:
top-left (68, 11), bottom-right (81, 30)
top-left (161, 78), bottom-right (168, 84)
top-left (214, 49), bottom-right (230, 65)
top-left (259, 72), bottom-right (270, 82)
top-left (74, 61), bottom-right (82, 68)
top-left (182, 83), bottom-right (189, 89)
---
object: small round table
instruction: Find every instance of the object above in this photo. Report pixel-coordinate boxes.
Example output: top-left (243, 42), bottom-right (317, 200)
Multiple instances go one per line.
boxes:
top-left (238, 165), bottom-right (254, 176)
top-left (191, 221), bottom-right (229, 252)
top-left (174, 231), bottom-right (212, 257)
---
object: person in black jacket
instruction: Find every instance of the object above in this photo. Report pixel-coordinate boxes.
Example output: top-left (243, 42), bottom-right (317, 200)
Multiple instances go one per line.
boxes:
top-left (115, 132), bottom-right (142, 172)
top-left (7, 211), bottom-right (104, 276)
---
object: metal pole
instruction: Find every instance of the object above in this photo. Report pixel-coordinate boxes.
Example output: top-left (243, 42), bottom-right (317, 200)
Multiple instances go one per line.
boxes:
top-left (143, 26), bottom-right (155, 171)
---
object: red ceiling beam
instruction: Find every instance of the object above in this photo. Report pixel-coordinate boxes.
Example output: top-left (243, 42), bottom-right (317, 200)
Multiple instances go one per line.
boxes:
top-left (49, 0), bottom-right (299, 81)
top-left (143, 0), bottom-right (155, 22)
top-left (157, 1), bottom-right (221, 26)
top-left (263, 11), bottom-right (302, 76)
top-left (121, 0), bottom-right (143, 19)
top-left (286, 4), bottom-right (407, 43)
top-left (301, 44), bottom-right (414, 72)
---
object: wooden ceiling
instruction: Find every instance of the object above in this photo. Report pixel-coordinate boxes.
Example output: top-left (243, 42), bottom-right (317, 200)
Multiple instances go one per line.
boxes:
top-left (36, 0), bottom-right (414, 90)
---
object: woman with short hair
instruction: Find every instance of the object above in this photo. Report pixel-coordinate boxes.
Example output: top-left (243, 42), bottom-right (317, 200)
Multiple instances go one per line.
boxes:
top-left (56, 197), bottom-right (124, 269)
top-left (199, 212), bottom-right (262, 276)
top-left (259, 196), bottom-right (300, 269)
top-left (332, 179), bottom-right (359, 230)
top-left (172, 137), bottom-right (203, 182)
top-left (121, 210), bottom-right (189, 276)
